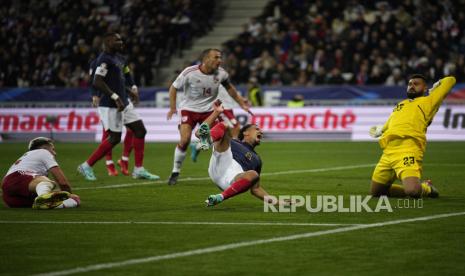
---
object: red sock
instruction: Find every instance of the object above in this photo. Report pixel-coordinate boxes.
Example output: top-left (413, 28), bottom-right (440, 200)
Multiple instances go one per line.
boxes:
top-left (210, 123), bottom-right (226, 142)
top-left (101, 130), bottom-right (113, 161)
top-left (87, 139), bottom-right (114, 166)
top-left (221, 178), bottom-right (252, 200)
top-left (133, 137), bottom-right (145, 167)
top-left (123, 129), bottom-right (134, 158)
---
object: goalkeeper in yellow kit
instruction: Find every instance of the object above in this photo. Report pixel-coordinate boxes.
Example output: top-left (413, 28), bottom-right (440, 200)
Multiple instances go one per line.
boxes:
top-left (369, 74), bottom-right (456, 198)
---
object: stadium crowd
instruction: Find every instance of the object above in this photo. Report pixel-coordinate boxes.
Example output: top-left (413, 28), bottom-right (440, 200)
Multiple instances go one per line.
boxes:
top-left (223, 0), bottom-right (465, 86)
top-left (0, 0), bottom-right (216, 87)
top-left (1, 0), bottom-right (464, 88)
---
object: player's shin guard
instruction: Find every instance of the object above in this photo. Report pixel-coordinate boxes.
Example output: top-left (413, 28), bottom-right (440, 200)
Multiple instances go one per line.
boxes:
top-left (133, 137), bottom-right (145, 168)
top-left (87, 139), bottom-right (114, 166)
top-left (210, 123), bottom-right (226, 142)
top-left (221, 178), bottom-right (253, 200)
top-left (123, 129), bottom-right (134, 158)
top-left (35, 182), bottom-right (55, 196)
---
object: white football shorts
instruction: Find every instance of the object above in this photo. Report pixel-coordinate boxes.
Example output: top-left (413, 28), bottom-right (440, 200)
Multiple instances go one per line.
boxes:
top-left (98, 102), bottom-right (140, 132)
top-left (208, 146), bottom-right (244, 191)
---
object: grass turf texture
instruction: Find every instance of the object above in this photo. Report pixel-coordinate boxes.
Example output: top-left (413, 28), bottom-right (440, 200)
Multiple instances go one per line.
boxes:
top-left (0, 141), bottom-right (464, 275)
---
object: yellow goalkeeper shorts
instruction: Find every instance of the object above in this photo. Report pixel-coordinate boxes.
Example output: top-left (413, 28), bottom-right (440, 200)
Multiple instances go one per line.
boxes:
top-left (371, 141), bottom-right (424, 184)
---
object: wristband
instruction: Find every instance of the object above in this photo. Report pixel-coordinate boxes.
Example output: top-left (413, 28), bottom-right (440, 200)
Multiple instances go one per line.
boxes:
top-left (111, 93), bottom-right (119, 100)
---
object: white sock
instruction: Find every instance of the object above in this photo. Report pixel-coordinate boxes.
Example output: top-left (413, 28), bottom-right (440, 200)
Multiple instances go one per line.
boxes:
top-left (56, 198), bottom-right (79, 209)
top-left (122, 156), bottom-right (129, 161)
top-left (105, 160), bottom-right (114, 165)
top-left (133, 166), bottom-right (144, 173)
top-left (35, 182), bottom-right (55, 196)
top-left (172, 147), bottom-right (186, 173)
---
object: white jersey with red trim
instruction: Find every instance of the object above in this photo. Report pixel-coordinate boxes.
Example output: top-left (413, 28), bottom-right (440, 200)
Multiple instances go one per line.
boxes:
top-left (172, 65), bottom-right (229, 112)
top-left (5, 149), bottom-right (58, 177)
top-left (217, 84), bottom-right (237, 109)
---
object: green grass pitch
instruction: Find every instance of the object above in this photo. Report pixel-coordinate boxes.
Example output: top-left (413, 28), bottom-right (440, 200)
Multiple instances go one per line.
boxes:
top-left (0, 141), bottom-right (464, 275)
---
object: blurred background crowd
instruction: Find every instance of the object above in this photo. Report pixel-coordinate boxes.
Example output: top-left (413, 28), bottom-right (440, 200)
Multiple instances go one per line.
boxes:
top-left (1, 0), bottom-right (464, 88)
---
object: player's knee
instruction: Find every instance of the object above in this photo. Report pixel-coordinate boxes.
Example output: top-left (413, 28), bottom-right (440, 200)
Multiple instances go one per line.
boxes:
top-left (370, 181), bottom-right (388, 197)
top-left (245, 170), bottom-right (260, 183)
top-left (108, 134), bottom-right (121, 145)
top-left (404, 186), bottom-right (421, 198)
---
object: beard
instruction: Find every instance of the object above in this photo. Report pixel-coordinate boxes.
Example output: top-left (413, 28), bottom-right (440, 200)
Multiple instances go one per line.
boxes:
top-left (407, 89), bottom-right (424, 99)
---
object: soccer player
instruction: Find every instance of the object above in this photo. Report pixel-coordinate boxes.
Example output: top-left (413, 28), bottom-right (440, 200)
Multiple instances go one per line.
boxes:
top-left (195, 102), bottom-right (274, 206)
top-left (166, 48), bottom-right (250, 185)
top-left (89, 59), bottom-right (136, 177)
top-left (78, 32), bottom-right (159, 181)
top-left (190, 85), bottom-right (241, 162)
top-left (369, 74), bottom-right (456, 198)
top-left (1, 137), bottom-right (80, 209)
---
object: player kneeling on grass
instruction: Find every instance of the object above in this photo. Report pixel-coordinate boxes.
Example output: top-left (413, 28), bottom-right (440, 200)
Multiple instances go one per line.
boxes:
top-left (369, 74), bottom-right (456, 198)
top-left (197, 102), bottom-right (283, 206)
top-left (1, 137), bottom-right (80, 209)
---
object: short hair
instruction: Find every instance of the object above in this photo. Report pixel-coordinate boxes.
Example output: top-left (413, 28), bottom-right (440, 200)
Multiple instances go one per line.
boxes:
top-left (238, 124), bottom-right (254, 141)
top-left (28, 137), bottom-right (53, 151)
top-left (409, 74), bottom-right (427, 83)
top-left (103, 32), bottom-right (118, 39)
top-left (200, 48), bottom-right (221, 61)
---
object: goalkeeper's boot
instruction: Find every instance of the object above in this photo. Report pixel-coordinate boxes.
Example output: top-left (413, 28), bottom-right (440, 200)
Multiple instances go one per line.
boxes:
top-left (198, 123), bottom-right (212, 150)
top-left (423, 179), bottom-right (439, 198)
top-left (117, 159), bottom-right (130, 176)
top-left (205, 194), bottom-right (223, 207)
top-left (190, 141), bottom-right (201, 162)
top-left (77, 164), bottom-right (97, 181)
top-left (168, 172), bottom-right (179, 185)
top-left (33, 191), bottom-right (70, 210)
top-left (132, 168), bottom-right (160, 180)
top-left (106, 163), bottom-right (119, 176)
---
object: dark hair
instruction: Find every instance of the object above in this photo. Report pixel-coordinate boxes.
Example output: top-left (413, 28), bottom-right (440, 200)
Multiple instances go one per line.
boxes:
top-left (28, 137), bottom-right (53, 151)
top-left (409, 74), bottom-right (427, 82)
top-left (200, 48), bottom-right (221, 61)
top-left (238, 124), bottom-right (254, 141)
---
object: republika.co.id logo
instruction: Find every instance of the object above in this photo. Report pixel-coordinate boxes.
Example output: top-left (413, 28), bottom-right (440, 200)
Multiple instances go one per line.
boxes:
top-left (264, 195), bottom-right (423, 213)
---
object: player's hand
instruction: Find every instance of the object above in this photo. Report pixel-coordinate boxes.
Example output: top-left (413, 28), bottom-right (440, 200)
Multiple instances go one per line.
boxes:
top-left (115, 98), bottom-right (125, 112)
top-left (129, 85), bottom-right (140, 105)
top-left (213, 99), bottom-right (224, 113)
top-left (92, 96), bottom-right (100, 107)
top-left (369, 125), bottom-right (384, 138)
top-left (167, 108), bottom-right (177, 120)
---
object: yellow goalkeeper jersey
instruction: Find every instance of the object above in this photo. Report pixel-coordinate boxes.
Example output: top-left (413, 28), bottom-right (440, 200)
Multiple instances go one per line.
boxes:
top-left (379, 76), bottom-right (456, 151)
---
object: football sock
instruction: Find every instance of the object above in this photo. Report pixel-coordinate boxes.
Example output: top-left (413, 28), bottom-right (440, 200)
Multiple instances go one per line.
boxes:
top-left (35, 182), bottom-right (54, 196)
top-left (123, 129), bottom-right (134, 158)
top-left (210, 123), bottom-right (226, 141)
top-left (221, 178), bottom-right (252, 200)
top-left (172, 146), bottom-right (186, 173)
top-left (421, 181), bottom-right (432, 197)
top-left (86, 139), bottom-right (114, 166)
top-left (388, 184), bottom-right (406, 197)
top-left (56, 197), bottom-right (80, 208)
top-left (133, 137), bottom-right (145, 167)
top-left (102, 130), bottom-right (113, 161)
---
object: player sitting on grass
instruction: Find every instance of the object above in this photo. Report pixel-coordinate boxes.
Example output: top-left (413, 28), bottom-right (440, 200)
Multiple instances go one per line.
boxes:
top-left (369, 74), bottom-right (456, 198)
top-left (196, 102), bottom-right (282, 206)
top-left (1, 137), bottom-right (80, 209)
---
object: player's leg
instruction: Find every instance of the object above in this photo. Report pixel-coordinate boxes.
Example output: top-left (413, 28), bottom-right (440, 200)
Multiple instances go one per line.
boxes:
top-left (397, 152), bottom-right (438, 198)
top-left (118, 128), bottom-right (134, 176)
top-left (28, 176), bottom-right (79, 209)
top-left (102, 129), bottom-right (118, 176)
top-left (168, 123), bottom-right (192, 185)
top-left (78, 107), bottom-right (122, 180)
top-left (125, 119), bottom-right (159, 180)
top-left (370, 152), bottom-right (400, 197)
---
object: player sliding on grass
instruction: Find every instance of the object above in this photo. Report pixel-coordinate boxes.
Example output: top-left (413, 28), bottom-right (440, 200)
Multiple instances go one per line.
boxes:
top-left (196, 102), bottom-right (279, 206)
top-left (369, 74), bottom-right (456, 198)
top-left (1, 137), bottom-right (80, 209)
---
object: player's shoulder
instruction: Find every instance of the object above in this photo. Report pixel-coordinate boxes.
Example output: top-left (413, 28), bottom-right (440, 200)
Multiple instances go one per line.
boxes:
top-left (96, 52), bottom-right (116, 65)
top-left (181, 65), bottom-right (200, 77)
top-left (29, 149), bottom-right (52, 158)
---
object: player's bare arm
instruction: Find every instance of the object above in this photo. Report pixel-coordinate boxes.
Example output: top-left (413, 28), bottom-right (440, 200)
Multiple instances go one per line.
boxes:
top-left (94, 75), bottom-right (125, 111)
top-left (128, 85), bottom-right (139, 105)
top-left (48, 166), bottom-right (72, 193)
top-left (223, 81), bottom-right (250, 112)
top-left (167, 84), bottom-right (178, 120)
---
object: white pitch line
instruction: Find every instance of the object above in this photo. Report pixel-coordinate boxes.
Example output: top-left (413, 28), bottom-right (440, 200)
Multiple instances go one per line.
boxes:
top-left (74, 163), bottom-right (376, 191)
top-left (0, 220), bottom-right (362, 227)
top-left (33, 211), bottom-right (465, 276)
